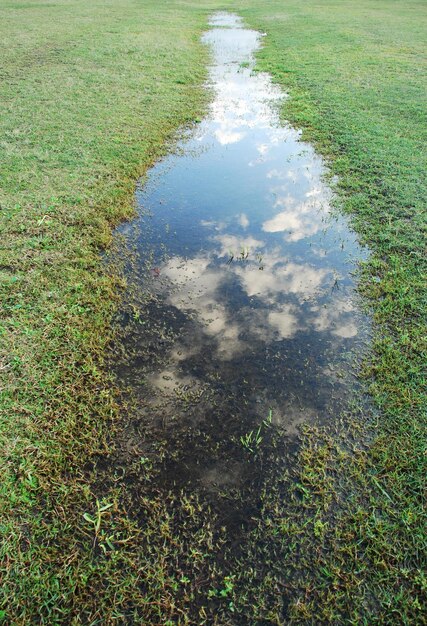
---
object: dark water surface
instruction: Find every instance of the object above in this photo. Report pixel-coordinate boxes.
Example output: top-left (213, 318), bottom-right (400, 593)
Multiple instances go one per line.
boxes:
top-left (111, 13), bottom-right (370, 526)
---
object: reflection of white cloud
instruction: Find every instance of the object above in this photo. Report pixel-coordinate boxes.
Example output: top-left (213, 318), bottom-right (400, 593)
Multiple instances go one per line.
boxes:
top-left (158, 250), bottom-right (358, 364)
top-left (204, 310), bottom-right (245, 358)
top-left (161, 255), bottom-right (246, 359)
top-left (262, 194), bottom-right (329, 242)
top-left (268, 304), bottom-right (300, 338)
top-left (333, 322), bottom-right (358, 338)
top-left (213, 234), bottom-right (264, 257)
top-left (215, 128), bottom-right (246, 145)
top-left (311, 297), bottom-right (358, 338)
top-left (162, 256), bottom-right (212, 287)
top-left (265, 208), bottom-right (322, 242)
top-left (267, 168), bottom-right (298, 183)
top-left (262, 210), bottom-right (302, 233)
top-left (201, 219), bottom-right (226, 231)
top-left (202, 28), bottom-right (288, 155)
top-left (237, 261), bottom-right (330, 302)
top-left (306, 187), bottom-right (322, 198)
top-left (238, 213), bottom-right (249, 229)
top-left (238, 306), bottom-right (300, 344)
top-left (209, 72), bottom-right (272, 149)
top-left (273, 194), bottom-right (296, 210)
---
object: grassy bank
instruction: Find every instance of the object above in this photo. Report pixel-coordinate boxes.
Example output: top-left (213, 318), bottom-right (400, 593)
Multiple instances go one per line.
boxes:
top-left (0, 0), bottom-right (223, 622)
top-left (1, 0), bottom-right (426, 623)
top-left (231, 0), bottom-right (426, 622)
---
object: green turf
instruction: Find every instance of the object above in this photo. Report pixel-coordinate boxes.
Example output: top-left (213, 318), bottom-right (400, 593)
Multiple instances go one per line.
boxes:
top-left (0, 1), bottom-right (225, 622)
top-left (231, 0), bottom-right (427, 622)
top-left (1, 0), bottom-right (425, 623)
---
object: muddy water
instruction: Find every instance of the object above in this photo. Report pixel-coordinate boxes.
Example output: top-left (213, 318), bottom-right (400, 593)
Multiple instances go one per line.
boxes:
top-left (112, 13), bottom-right (369, 527)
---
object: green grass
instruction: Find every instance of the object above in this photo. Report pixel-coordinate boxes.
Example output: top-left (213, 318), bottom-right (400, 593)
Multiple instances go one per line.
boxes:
top-left (1, 0), bottom-right (426, 623)
top-left (229, 0), bottom-right (426, 622)
top-left (0, 0), bottom-right (226, 622)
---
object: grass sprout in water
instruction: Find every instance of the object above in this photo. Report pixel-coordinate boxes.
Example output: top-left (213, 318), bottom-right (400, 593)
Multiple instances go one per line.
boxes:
top-left (240, 409), bottom-right (273, 454)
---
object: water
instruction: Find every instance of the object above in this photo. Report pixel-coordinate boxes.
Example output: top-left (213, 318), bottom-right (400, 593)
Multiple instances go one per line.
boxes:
top-left (111, 13), bottom-right (370, 526)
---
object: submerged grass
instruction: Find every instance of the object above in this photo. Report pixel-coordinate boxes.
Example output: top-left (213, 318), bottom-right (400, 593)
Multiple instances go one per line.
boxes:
top-left (1, 0), bottom-right (426, 623)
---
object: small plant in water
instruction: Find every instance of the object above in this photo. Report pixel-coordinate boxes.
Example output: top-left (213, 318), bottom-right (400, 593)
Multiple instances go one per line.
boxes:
top-left (240, 426), bottom-right (263, 452)
top-left (240, 410), bottom-right (273, 453)
top-left (239, 246), bottom-right (249, 260)
top-left (227, 247), bottom-right (251, 264)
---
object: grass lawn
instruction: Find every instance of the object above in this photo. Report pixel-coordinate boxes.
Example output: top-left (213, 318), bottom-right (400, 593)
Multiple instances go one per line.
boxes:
top-left (232, 1), bottom-right (427, 622)
top-left (1, 0), bottom-right (425, 623)
top-left (0, 1), bottom-right (221, 622)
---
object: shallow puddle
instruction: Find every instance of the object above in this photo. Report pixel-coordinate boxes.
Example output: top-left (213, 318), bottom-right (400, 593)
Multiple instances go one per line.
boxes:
top-left (111, 13), bottom-right (370, 527)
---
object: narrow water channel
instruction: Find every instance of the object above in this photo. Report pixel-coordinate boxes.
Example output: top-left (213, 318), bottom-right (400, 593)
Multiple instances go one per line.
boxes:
top-left (111, 13), bottom-right (370, 529)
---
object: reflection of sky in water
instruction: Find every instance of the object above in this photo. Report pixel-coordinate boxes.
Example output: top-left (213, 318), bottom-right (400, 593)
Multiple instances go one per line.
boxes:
top-left (117, 13), bottom-right (370, 467)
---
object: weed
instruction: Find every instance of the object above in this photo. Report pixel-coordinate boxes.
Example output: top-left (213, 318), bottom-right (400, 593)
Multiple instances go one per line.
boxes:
top-left (241, 409), bottom-right (272, 453)
top-left (83, 499), bottom-right (114, 538)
